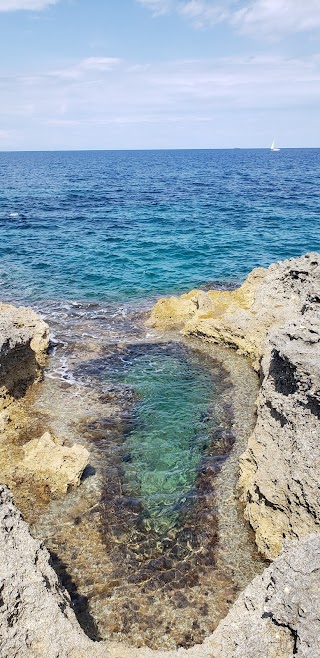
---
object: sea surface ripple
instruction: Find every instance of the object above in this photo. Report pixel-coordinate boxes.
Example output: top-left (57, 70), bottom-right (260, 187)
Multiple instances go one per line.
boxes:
top-left (0, 148), bottom-right (319, 305)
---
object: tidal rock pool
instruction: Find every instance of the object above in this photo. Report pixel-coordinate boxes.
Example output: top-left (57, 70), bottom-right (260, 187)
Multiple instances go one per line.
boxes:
top-left (97, 342), bottom-right (230, 532)
top-left (13, 302), bottom-right (264, 650)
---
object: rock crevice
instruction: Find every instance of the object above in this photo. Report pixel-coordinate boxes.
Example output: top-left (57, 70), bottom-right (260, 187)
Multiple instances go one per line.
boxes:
top-left (0, 303), bottom-right (49, 411)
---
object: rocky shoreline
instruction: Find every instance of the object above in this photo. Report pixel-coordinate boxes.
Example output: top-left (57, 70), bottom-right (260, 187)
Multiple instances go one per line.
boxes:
top-left (0, 253), bottom-right (319, 657)
top-left (149, 252), bottom-right (320, 559)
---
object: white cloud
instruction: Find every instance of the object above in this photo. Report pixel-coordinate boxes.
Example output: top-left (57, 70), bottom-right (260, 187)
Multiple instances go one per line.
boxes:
top-left (233, 0), bottom-right (320, 35)
top-left (136, 0), bottom-right (173, 15)
top-left (179, 1), bottom-right (229, 27)
top-left (1, 53), bottom-right (320, 148)
top-left (51, 57), bottom-right (121, 80)
top-left (3, 52), bottom-right (320, 117)
top-left (81, 57), bottom-right (121, 71)
top-left (0, 129), bottom-right (13, 138)
top-left (138, 0), bottom-right (320, 35)
top-left (137, 0), bottom-right (226, 21)
top-left (0, 0), bottom-right (59, 10)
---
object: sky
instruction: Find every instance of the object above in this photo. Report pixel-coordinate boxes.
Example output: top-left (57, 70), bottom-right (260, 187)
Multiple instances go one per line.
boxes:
top-left (0, 0), bottom-right (320, 150)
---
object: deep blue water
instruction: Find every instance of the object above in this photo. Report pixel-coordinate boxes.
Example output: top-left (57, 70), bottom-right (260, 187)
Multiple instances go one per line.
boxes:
top-left (0, 148), bottom-right (319, 305)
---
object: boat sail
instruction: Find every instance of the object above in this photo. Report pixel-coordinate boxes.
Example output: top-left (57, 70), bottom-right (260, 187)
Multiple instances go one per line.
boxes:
top-left (271, 140), bottom-right (280, 152)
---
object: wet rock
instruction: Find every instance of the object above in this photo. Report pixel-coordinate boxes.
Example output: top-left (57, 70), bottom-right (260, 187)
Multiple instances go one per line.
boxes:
top-left (1, 257), bottom-right (319, 656)
top-left (20, 431), bottom-right (90, 494)
top-left (1, 483), bottom-right (320, 658)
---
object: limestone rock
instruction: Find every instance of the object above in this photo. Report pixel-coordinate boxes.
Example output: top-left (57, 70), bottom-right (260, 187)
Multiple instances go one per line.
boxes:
top-left (0, 302), bottom-right (49, 410)
top-left (148, 253), bottom-right (320, 369)
top-left (0, 484), bottom-right (108, 658)
top-left (20, 432), bottom-right (90, 494)
top-left (203, 533), bottom-right (320, 658)
top-left (239, 310), bottom-right (320, 559)
top-left (146, 289), bottom-right (214, 330)
top-left (149, 253), bottom-right (320, 557)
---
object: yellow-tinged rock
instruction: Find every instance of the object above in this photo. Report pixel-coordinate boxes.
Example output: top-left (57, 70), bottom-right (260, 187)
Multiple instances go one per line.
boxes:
top-left (21, 432), bottom-right (89, 494)
top-left (146, 289), bottom-right (213, 330)
top-left (148, 267), bottom-right (268, 366)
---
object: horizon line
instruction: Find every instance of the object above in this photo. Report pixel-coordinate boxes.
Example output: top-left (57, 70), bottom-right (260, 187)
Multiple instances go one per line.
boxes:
top-left (0, 146), bottom-right (319, 154)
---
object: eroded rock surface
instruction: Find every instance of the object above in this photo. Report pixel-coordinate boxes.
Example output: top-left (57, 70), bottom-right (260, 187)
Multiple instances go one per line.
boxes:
top-left (203, 533), bottom-right (320, 658)
top-left (0, 257), bottom-right (319, 656)
top-left (0, 302), bottom-right (49, 410)
top-left (239, 313), bottom-right (320, 558)
top-left (148, 253), bottom-right (320, 370)
top-left (0, 485), bottom-right (107, 658)
top-left (0, 304), bottom-right (91, 505)
top-left (20, 431), bottom-right (90, 494)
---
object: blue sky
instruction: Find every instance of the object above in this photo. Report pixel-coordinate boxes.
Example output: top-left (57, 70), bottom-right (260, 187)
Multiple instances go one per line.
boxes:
top-left (0, 0), bottom-right (320, 150)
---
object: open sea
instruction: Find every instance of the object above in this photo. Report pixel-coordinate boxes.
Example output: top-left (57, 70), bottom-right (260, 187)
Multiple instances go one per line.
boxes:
top-left (0, 148), bottom-right (319, 305)
top-left (1, 148), bottom-right (320, 649)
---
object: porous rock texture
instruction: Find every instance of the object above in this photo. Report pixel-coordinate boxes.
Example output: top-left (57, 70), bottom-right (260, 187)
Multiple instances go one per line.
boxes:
top-left (0, 304), bottom-right (91, 500)
top-left (1, 482), bottom-right (319, 658)
top-left (21, 431), bottom-right (90, 494)
top-left (0, 302), bottom-right (49, 410)
top-left (0, 484), bottom-right (107, 658)
top-left (149, 253), bottom-right (320, 558)
top-left (148, 252), bottom-right (320, 370)
top-left (1, 257), bottom-right (320, 657)
top-left (239, 314), bottom-right (320, 559)
top-left (203, 532), bottom-right (320, 658)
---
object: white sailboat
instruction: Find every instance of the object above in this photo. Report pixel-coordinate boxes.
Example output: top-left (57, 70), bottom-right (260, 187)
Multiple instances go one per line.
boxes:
top-left (271, 139), bottom-right (280, 152)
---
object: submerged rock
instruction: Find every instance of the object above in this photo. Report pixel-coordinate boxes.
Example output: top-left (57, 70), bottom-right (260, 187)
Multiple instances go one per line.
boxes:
top-left (20, 432), bottom-right (90, 494)
top-left (0, 255), bottom-right (319, 655)
top-left (0, 484), bottom-right (107, 658)
top-left (0, 481), bottom-right (319, 658)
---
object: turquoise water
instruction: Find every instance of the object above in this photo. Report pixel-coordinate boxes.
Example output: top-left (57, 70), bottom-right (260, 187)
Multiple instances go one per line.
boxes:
top-left (100, 343), bottom-right (222, 532)
top-left (0, 149), bottom-right (319, 304)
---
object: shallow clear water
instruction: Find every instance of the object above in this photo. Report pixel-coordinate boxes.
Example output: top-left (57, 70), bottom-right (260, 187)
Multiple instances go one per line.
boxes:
top-left (0, 149), bottom-right (319, 305)
top-left (28, 331), bottom-right (261, 649)
top-left (98, 343), bottom-right (219, 531)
